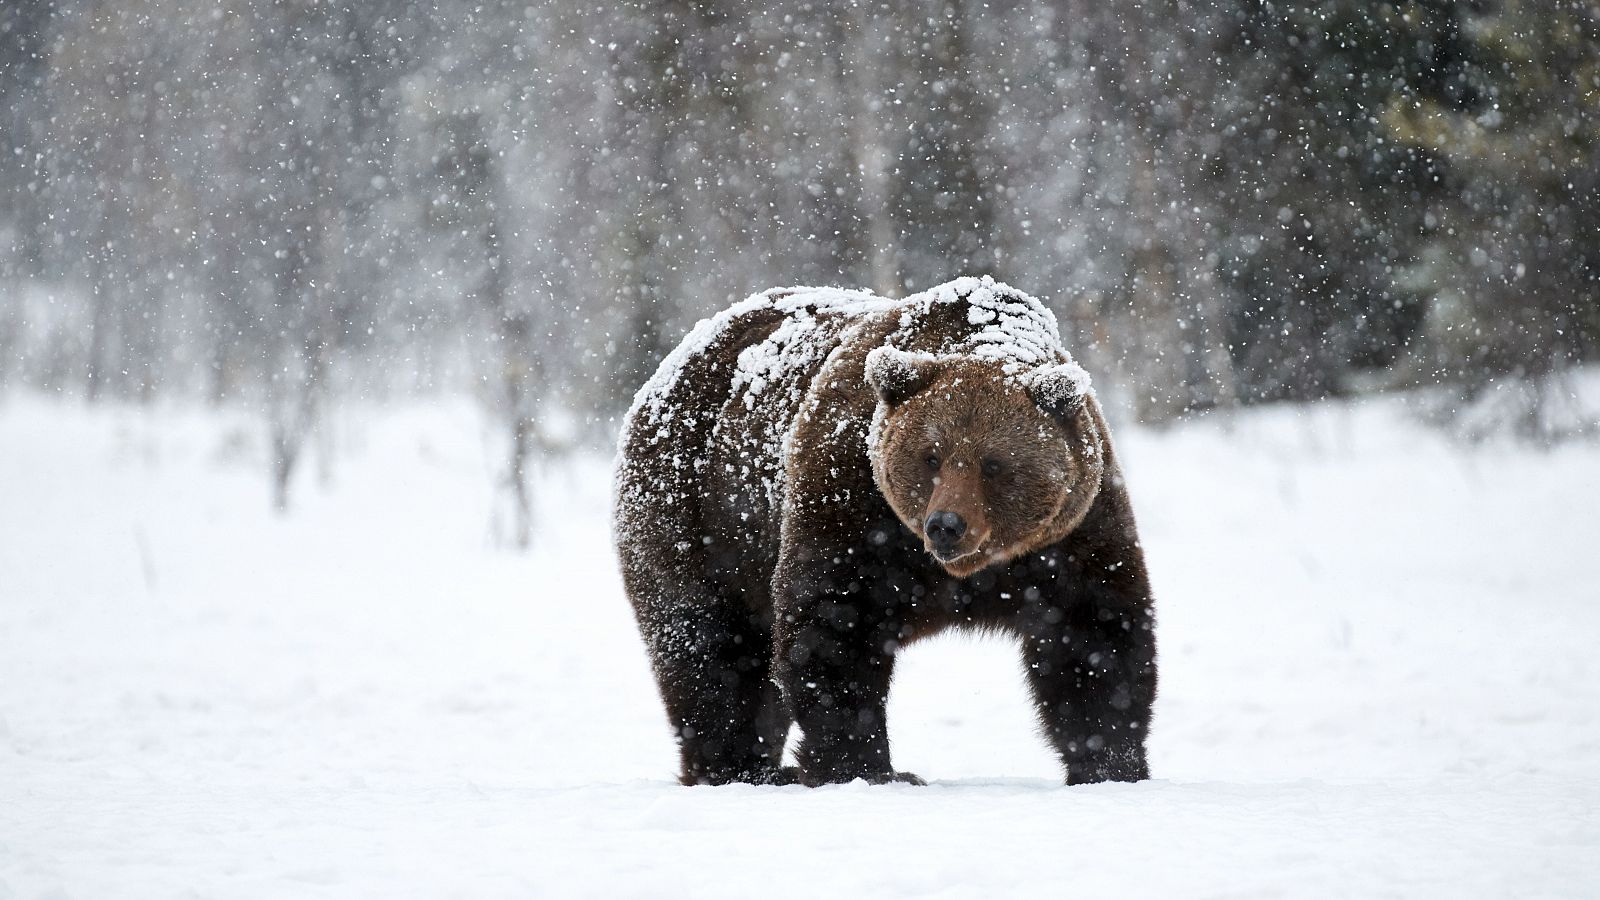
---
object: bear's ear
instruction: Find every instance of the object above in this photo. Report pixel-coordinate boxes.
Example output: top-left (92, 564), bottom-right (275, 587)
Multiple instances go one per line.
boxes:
top-left (865, 346), bottom-right (939, 407)
top-left (1026, 359), bottom-right (1094, 419)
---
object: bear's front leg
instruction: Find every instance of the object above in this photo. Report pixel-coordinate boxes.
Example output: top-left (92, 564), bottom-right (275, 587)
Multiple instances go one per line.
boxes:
top-left (773, 592), bottom-right (923, 786)
top-left (1020, 595), bottom-right (1157, 785)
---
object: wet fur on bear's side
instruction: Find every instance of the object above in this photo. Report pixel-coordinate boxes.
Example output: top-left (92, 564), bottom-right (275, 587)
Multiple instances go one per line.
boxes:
top-left (614, 277), bottom-right (1157, 787)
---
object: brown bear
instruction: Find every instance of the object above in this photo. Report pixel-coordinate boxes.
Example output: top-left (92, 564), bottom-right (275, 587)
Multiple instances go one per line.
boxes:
top-left (614, 276), bottom-right (1156, 787)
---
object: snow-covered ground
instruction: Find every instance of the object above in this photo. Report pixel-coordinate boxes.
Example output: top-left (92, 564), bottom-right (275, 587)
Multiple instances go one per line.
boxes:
top-left (2, 394), bottom-right (1597, 898)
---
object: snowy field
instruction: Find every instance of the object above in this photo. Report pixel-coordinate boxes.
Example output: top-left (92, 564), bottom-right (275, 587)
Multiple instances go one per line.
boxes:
top-left (2, 393), bottom-right (1598, 898)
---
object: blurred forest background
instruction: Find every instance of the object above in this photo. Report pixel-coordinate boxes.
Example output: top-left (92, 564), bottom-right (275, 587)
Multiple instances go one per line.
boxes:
top-left (1, 0), bottom-right (1597, 526)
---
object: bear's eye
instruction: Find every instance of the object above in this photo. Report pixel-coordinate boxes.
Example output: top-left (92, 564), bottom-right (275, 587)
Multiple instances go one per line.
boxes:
top-left (924, 452), bottom-right (940, 472)
top-left (981, 458), bottom-right (1003, 479)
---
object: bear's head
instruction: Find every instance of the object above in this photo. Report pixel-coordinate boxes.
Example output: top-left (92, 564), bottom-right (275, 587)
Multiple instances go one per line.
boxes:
top-left (865, 347), bottom-right (1106, 578)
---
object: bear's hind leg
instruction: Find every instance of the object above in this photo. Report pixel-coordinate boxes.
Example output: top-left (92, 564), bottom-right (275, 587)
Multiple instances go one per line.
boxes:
top-left (641, 594), bottom-right (793, 785)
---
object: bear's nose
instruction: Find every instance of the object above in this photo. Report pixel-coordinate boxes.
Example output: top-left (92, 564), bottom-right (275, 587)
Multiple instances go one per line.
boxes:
top-left (925, 510), bottom-right (967, 553)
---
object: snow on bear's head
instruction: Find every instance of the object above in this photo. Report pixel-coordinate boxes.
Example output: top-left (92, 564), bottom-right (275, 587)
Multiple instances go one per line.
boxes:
top-left (864, 346), bottom-right (1106, 578)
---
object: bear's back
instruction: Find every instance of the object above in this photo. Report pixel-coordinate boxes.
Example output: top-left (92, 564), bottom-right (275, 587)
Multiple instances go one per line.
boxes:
top-left (614, 287), bottom-right (900, 599)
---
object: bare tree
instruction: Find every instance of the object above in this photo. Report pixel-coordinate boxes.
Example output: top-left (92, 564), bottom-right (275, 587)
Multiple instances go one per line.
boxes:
top-left (889, 0), bottom-right (997, 291)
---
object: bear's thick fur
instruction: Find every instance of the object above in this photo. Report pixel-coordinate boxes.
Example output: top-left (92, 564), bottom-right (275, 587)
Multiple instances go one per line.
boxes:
top-left (614, 276), bottom-right (1157, 786)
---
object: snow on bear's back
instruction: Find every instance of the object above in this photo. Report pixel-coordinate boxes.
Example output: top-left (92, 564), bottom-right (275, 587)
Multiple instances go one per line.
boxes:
top-left (728, 287), bottom-right (901, 412)
top-left (619, 276), bottom-right (1081, 445)
top-left (620, 285), bottom-right (895, 438)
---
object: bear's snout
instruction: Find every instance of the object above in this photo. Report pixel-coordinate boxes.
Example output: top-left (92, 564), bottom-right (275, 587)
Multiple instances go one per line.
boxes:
top-left (926, 510), bottom-right (967, 556)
